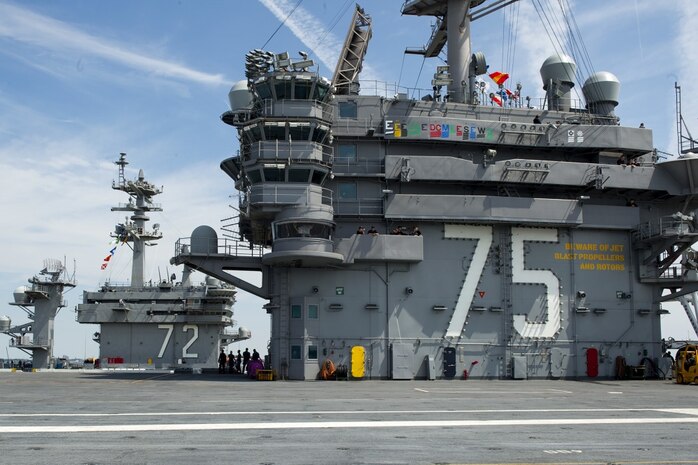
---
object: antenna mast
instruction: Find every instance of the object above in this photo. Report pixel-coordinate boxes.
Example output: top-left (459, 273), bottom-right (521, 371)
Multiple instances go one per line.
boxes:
top-left (110, 153), bottom-right (163, 287)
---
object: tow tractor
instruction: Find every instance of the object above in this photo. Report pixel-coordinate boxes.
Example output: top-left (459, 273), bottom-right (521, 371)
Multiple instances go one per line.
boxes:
top-left (674, 344), bottom-right (698, 384)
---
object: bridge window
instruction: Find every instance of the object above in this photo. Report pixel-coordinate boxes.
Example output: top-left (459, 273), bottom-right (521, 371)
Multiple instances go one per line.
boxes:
top-left (308, 345), bottom-right (318, 360)
top-left (256, 82), bottom-right (272, 100)
top-left (263, 123), bottom-right (286, 140)
top-left (291, 304), bottom-right (302, 318)
top-left (312, 124), bottom-right (330, 143)
top-left (295, 79), bottom-right (312, 99)
top-left (338, 182), bottom-right (357, 200)
top-left (263, 166), bottom-right (285, 182)
top-left (289, 123), bottom-right (311, 141)
top-left (338, 101), bottom-right (357, 118)
top-left (308, 304), bottom-right (318, 319)
top-left (274, 77), bottom-right (293, 100)
top-left (313, 81), bottom-right (330, 101)
top-left (337, 144), bottom-right (357, 162)
top-left (247, 169), bottom-right (262, 184)
top-left (291, 345), bottom-right (301, 359)
top-left (288, 169), bottom-right (311, 182)
top-left (311, 170), bottom-right (326, 185)
top-left (275, 222), bottom-right (332, 240)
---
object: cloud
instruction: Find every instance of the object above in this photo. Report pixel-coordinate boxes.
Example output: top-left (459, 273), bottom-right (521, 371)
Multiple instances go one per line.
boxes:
top-left (0, 2), bottom-right (229, 87)
top-left (257, 0), bottom-right (380, 83)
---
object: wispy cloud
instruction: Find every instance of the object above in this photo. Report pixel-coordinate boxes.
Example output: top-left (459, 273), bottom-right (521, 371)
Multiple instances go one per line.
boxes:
top-left (0, 2), bottom-right (229, 87)
top-left (257, 0), bottom-right (380, 82)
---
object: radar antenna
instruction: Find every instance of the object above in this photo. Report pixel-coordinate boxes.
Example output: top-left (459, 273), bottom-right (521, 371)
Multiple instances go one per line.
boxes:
top-left (676, 82), bottom-right (697, 155)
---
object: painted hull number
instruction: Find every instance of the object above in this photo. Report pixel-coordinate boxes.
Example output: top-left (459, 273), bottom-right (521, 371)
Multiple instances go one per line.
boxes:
top-left (157, 324), bottom-right (199, 359)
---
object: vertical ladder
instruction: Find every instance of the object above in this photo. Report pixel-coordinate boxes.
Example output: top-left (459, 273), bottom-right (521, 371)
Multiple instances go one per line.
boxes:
top-left (499, 228), bottom-right (514, 378)
top-left (277, 269), bottom-right (291, 379)
top-left (676, 82), bottom-right (698, 155)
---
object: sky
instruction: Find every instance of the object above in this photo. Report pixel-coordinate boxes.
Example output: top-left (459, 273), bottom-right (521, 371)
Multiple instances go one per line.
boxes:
top-left (0, 0), bottom-right (696, 362)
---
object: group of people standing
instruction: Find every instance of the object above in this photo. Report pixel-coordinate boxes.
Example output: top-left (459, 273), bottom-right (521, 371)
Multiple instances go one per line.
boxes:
top-left (218, 347), bottom-right (262, 375)
top-left (356, 225), bottom-right (421, 236)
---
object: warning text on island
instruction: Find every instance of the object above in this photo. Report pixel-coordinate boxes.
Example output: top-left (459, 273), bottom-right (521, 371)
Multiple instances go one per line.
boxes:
top-left (553, 242), bottom-right (625, 271)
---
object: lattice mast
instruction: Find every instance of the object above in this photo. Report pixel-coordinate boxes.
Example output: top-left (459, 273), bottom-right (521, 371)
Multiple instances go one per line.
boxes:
top-left (111, 153), bottom-right (163, 287)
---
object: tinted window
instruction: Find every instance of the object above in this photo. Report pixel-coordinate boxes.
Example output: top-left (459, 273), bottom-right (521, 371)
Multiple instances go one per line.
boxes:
top-left (275, 79), bottom-right (292, 100)
top-left (288, 169), bottom-right (310, 182)
top-left (263, 168), bottom-right (285, 182)
top-left (337, 144), bottom-right (357, 161)
top-left (247, 169), bottom-right (262, 184)
top-left (264, 124), bottom-right (286, 140)
top-left (295, 80), bottom-right (312, 99)
top-left (311, 170), bottom-right (326, 185)
top-left (338, 101), bottom-right (357, 118)
top-left (338, 183), bottom-right (357, 200)
top-left (256, 83), bottom-right (272, 100)
top-left (289, 124), bottom-right (311, 141)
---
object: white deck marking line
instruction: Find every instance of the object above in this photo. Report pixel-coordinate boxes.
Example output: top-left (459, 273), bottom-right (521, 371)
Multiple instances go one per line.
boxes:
top-left (547, 389), bottom-right (574, 394)
top-left (608, 391), bottom-right (623, 394)
top-left (2, 416), bottom-right (698, 433)
top-left (0, 407), bottom-right (679, 418)
top-left (414, 388), bottom-right (429, 393)
top-left (655, 408), bottom-right (698, 416)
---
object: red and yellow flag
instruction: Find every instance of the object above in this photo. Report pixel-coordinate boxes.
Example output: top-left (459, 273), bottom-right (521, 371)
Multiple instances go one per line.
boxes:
top-left (489, 71), bottom-right (510, 85)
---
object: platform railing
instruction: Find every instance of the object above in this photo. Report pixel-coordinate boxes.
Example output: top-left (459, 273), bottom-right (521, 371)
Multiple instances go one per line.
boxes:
top-left (633, 215), bottom-right (696, 242)
top-left (174, 237), bottom-right (266, 259)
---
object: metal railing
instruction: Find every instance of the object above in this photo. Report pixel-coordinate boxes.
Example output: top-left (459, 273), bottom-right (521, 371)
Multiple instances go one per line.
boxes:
top-left (243, 184), bottom-right (333, 207)
top-left (334, 198), bottom-right (384, 216)
top-left (242, 140), bottom-right (333, 166)
top-left (258, 98), bottom-right (334, 121)
top-left (633, 215), bottom-right (696, 242)
top-left (332, 158), bottom-right (384, 174)
top-left (174, 237), bottom-right (266, 259)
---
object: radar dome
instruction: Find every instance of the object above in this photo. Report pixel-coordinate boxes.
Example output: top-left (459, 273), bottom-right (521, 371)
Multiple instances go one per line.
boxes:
top-left (13, 286), bottom-right (29, 304)
top-left (205, 276), bottom-right (221, 287)
top-left (582, 71), bottom-right (620, 106)
top-left (191, 225), bottom-right (218, 254)
top-left (540, 54), bottom-right (577, 88)
top-left (228, 80), bottom-right (253, 112)
top-left (0, 315), bottom-right (11, 332)
top-left (237, 326), bottom-right (252, 339)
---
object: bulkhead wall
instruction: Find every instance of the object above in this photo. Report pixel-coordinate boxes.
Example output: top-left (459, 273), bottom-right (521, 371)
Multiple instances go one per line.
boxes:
top-left (268, 222), bottom-right (661, 380)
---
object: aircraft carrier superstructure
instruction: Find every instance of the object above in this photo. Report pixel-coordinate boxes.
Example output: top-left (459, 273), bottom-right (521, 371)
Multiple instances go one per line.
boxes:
top-left (2, 260), bottom-right (75, 369)
top-left (77, 154), bottom-right (249, 370)
top-left (173, 1), bottom-right (698, 380)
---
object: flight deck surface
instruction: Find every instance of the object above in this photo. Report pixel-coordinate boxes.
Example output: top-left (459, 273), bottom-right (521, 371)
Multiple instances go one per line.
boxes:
top-left (1, 372), bottom-right (697, 464)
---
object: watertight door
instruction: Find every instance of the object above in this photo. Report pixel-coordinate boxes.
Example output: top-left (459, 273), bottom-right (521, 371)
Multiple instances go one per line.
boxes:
top-left (351, 345), bottom-right (365, 378)
top-left (443, 347), bottom-right (456, 379)
top-left (586, 347), bottom-right (599, 377)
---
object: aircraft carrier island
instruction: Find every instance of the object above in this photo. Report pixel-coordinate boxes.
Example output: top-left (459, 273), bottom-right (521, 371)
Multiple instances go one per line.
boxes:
top-left (172, 1), bottom-right (698, 380)
top-left (76, 154), bottom-right (250, 370)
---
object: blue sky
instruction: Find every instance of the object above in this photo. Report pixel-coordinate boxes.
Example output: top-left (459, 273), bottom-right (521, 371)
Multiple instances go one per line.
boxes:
top-left (0, 0), bottom-right (696, 360)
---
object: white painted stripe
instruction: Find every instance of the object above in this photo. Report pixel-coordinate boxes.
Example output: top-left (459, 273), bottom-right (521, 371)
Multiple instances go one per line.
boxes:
top-left (413, 388), bottom-right (429, 393)
top-left (608, 391), bottom-right (623, 394)
top-left (2, 417), bottom-right (698, 434)
top-left (0, 407), bottom-right (681, 418)
top-left (655, 408), bottom-right (698, 416)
